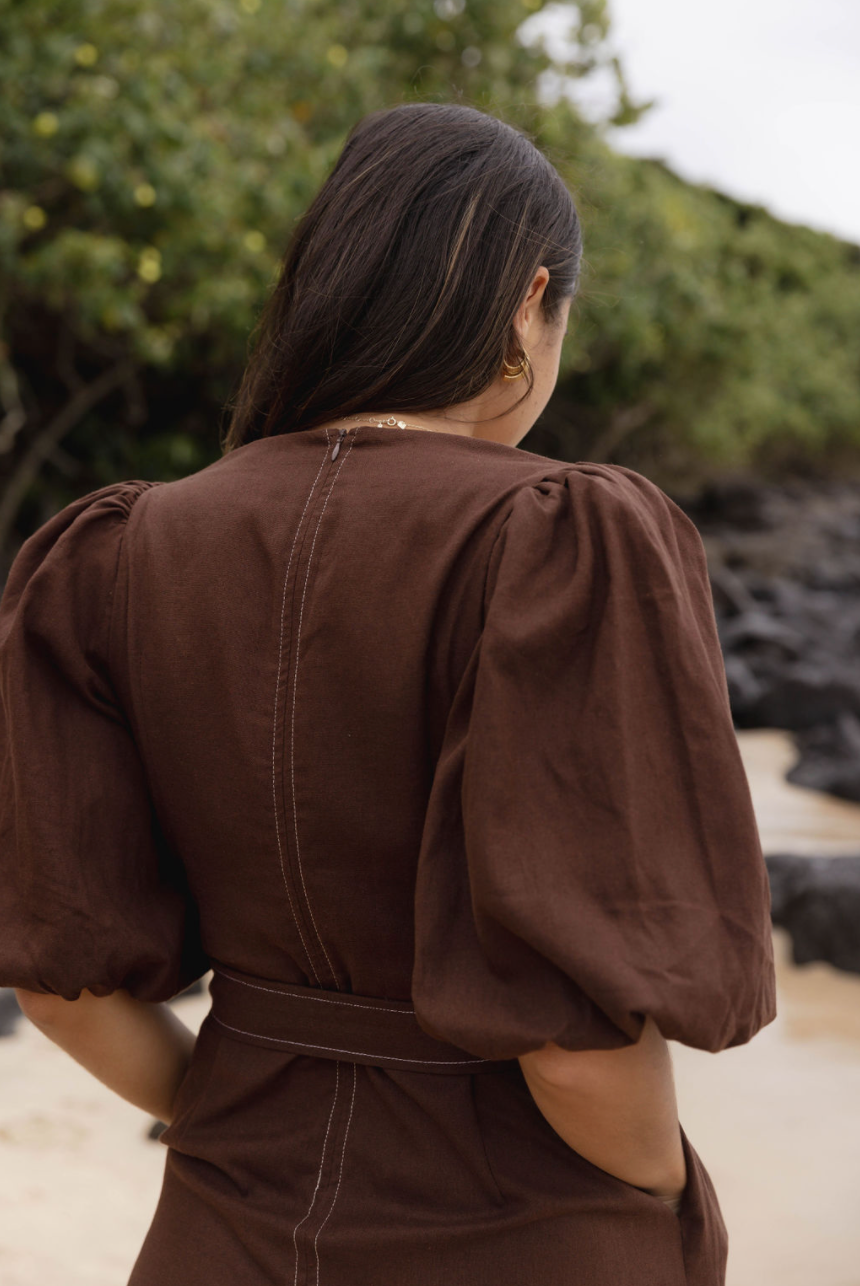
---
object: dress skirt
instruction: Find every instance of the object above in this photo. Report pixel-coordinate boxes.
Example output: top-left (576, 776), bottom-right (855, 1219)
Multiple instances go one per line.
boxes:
top-left (128, 966), bottom-right (727, 1286)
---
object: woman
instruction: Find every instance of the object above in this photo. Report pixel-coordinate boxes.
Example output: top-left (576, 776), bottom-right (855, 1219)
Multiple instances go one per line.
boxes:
top-left (0, 102), bottom-right (775, 1285)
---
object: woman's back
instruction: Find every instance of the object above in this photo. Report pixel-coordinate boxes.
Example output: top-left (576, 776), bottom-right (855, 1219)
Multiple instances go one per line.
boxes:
top-left (121, 423), bottom-right (546, 997)
top-left (0, 419), bottom-right (775, 1284)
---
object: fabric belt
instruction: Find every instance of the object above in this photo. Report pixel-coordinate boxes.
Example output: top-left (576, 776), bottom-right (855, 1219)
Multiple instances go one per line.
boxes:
top-left (208, 964), bottom-right (515, 1076)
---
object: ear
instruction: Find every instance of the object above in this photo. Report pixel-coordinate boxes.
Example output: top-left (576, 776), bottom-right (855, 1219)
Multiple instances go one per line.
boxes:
top-left (515, 266), bottom-right (550, 343)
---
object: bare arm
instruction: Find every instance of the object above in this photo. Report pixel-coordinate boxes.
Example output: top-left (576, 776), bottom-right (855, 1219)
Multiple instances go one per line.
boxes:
top-left (14, 987), bottom-right (196, 1126)
top-left (518, 1015), bottom-right (686, 1207)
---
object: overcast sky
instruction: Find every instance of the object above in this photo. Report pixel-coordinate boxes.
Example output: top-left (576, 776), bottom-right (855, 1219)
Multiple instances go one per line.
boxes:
top-left (532, 0), bottom-right (860, 245)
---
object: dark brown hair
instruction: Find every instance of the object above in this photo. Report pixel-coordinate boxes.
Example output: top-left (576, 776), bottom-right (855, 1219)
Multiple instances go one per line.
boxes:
top-left (221, 101), bottom-right (582, 452)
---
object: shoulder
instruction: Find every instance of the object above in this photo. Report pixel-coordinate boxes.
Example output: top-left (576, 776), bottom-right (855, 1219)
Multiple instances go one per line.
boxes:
top-left (9, 479), bottom-right (161, 573)
top-left (31, 479), bottom-right (160, 536)
top-left (504, 458), bottom-right (690, 521)
top-left (481, 459), bottom-right (709, 614)
top-left (494, 459), bottom-right (703, 557)
top-left (1, 480), bottom-right (162, 642)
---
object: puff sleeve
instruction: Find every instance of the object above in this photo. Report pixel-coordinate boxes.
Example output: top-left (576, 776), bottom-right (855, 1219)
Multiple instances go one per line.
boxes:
top-left (412, 462), bottom-right (777, 1061)
top-left (0, 481), bottom-right (210, 1002)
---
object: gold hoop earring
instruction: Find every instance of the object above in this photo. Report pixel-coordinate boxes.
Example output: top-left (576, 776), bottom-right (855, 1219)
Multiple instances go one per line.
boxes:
top-left (501, 349), bottom-right (531, 381)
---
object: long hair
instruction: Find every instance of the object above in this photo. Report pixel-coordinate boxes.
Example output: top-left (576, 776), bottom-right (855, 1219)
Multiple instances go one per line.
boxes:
top-left (221, 101), bottom-right (582, 452)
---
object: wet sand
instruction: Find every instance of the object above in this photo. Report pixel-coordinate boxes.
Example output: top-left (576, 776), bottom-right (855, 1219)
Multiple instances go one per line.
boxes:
top-left (673, 926), bottom-right (860, 1286)
top-left (0, 727), bottom-right (858, 1284)
top-left (737, 727), bottom-right (860, 858)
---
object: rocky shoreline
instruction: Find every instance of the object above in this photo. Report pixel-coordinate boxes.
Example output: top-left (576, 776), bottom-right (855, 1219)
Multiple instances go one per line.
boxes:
top-left (675, 474), bottom-right (860, 976)
top-left (679, 475), bottom-right (860, 802)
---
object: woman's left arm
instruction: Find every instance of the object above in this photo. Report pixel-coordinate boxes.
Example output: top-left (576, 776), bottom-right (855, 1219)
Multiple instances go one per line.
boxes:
top-left (14, 987), bottom-right (196, 1125)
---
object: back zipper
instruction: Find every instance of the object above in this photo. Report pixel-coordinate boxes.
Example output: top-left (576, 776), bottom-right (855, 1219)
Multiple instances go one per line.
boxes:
top-left (330, 427), bottom-right (348, 461)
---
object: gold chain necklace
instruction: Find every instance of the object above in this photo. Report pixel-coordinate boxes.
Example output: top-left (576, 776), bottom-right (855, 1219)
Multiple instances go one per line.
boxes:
top-left (328, 413), bottom-right (445, 460)
top-left (344, 413), bottom-right (441, 432)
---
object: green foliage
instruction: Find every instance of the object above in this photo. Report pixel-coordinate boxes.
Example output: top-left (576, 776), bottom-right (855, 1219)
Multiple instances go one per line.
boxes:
top-left (548, 132), bottom-right (860, 486)
top-left (2, 0), bottom-right (634, 551)
top-left (1, 0), bottom-right (859, 557)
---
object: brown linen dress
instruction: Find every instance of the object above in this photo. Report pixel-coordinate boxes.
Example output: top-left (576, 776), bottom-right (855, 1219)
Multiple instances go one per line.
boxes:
top-left (0, 423), bottom-right (777, 1286)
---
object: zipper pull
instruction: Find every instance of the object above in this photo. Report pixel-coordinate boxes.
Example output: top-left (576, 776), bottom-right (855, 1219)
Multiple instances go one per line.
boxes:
top-left (331, 427), bottom-right (347, 461)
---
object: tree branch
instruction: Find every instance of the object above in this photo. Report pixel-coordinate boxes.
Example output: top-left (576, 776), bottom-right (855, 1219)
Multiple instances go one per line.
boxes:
top-left (588, 400), bottom-right (657, 462)
top-left (0, 359), bottom-right (135, 555)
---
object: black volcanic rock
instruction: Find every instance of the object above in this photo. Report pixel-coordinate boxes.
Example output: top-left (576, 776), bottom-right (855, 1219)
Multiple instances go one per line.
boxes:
top-left (0, 989), bottom-right (22, 1038)
top-left (786, 713), bottom-right (860, 804)
top-left (676, 475), bottom-right (860, 813)
top-left (766, 853), bottom-right (860, 975)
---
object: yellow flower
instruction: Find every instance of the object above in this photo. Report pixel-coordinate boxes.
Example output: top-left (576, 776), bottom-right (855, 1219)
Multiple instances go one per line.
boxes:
top-left (137, 247), bottom-right (162, 283)
top-left (244, 230), bottom-right (266, 253)
top-left (23, 205), bottom-right (47, 230)
top-left (133, 183), bottom-right (157, 207)
top-left (74, 43), bottom-right (99, 66)
top-left (326, 44), bottom-right (348, 68)
top-left (66, 155), bottom-right (100, 191)
top-left (33, 112), bottom-right (59, 137)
